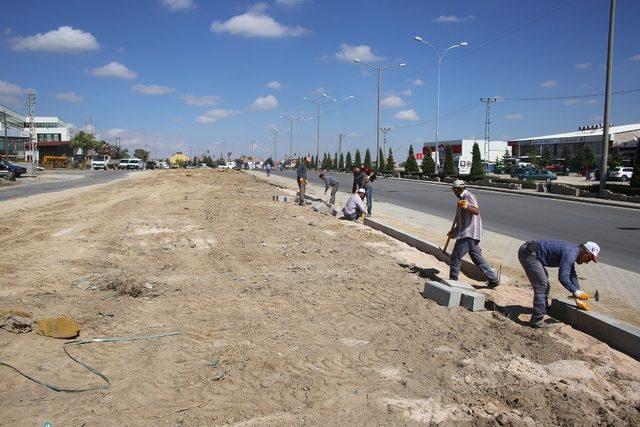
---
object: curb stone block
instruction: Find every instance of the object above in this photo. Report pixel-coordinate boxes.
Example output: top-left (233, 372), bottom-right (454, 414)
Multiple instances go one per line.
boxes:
top-left (460, 292), bottom-right (486, 312)
top-left (423, 281), bottom-right (462, 307)
top-left (439, 279), bottom-right (475, 290)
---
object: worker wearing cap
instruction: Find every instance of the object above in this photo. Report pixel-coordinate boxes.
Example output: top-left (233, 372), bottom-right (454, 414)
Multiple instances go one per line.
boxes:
top-left (448, 180), bottom-right (500, 287)
top-left (342, 188), bottom-right (367, 220)
top-left (296, 156), bottom-right (309, 206)
top-left (319, 173), bottom-right (340, 205)
top-left (519, 240), bottom-right (599, 328)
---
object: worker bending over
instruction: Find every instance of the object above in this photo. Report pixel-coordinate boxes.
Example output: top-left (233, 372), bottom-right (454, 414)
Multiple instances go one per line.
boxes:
top-left (448, 180), bottom-right (500, 288)
top-left (319, 173), bottom-right (340, 205)
top-left (342, 188), bottom-right (367, 220)
top-left (519, 240), bottom-right (599, 328)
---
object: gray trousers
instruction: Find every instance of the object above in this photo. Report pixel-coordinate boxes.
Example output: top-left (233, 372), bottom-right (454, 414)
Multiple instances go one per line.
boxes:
top-left (449, 238), bottom-right (498, 282)
top-left (298, 180), bottom-right (306, 205)
top-left (518, 243), bottom-right (549, 322)
top-left (329, 185), bottom-right (339, 205)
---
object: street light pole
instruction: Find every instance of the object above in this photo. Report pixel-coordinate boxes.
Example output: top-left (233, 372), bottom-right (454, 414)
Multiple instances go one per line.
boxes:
top-left (322, 93), bottom-right (354, 170)
top-left (381, 127), bottom-right (391, 162)
top-left (599, 0), bottom-right (616, 197)
top-left (414, 36), bottom-right (468, 168)
top-left (354, 58), bottom-right (406, 170)
top-left (303, 97), bottom-right (331, 169)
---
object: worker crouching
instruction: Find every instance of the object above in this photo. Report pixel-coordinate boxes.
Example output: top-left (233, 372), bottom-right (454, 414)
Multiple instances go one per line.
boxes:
top-left (342, 189), bottom-right (367, 221)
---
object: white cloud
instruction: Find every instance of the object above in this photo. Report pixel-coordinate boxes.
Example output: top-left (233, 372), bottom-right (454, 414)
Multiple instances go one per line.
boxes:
top-left (336, 43), bottom-right (385, 63)
top-left (381, 95), bottom-right (406, 108)
top-left (586, 98), bottom-right (599, 105)
top-left (631, 54), bottom-right (640, 62)
top-left (276, 0), bottom-right (306, 6)
top-left (564, 99), bottom-right (577, 106)
top-left (393, 109), bottom-right (419, 121)
top-left (413, 78), bottom-right (424, 86)
top-left (196, 108), bottom-right (240, 124)
top-left (434, 15), bottom-right (475, 23)
top-left (250, 94), bottom-right (279, 110)
top-left (266, 80), bottom-right (283, 90)
top-left (505, 113), bottom-right (523, 120)
top-left (179, 94), bottom-right (220, 106)
top-left (401, 89), bottom-right (412, 96)
top-left (575, 62), bottom-right (592, 69)
top-left (211, 4), bottom-right (309, 38)
top-left (131, 84), bottom-right (176, 95)
top-left (160, 0), bottom-right (194, 11)
top-left (10, 26), bottom-right (99, 53)
top-left (90, 62), bottom-right (138, 79)
top-left (0, 80), bottom-right (26, 105)
top-left (56, 92), bottom-right (84, 103)
top-left (541, 80), bottom-right (557, 88)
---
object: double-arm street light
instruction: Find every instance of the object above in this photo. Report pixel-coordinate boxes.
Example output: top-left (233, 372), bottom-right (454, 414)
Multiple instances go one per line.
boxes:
top-left (413, 36), bottom-right (468, 167)
top-left (280, 115), bottom-right (313, 160)
top-left (354, 58), bottom-right (405, 169)
top-left (321, 93), bottom-right (354, 167)
top-left (303, 97), bottom-right (332, 166)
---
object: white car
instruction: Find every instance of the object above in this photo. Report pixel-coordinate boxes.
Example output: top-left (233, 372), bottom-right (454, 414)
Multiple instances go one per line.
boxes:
top-left (608, 166), bottom-right (634, 182)
top-left (118, 158), bottom-right (145, 170)
top-left (91, 155), bottom-right (110, 170)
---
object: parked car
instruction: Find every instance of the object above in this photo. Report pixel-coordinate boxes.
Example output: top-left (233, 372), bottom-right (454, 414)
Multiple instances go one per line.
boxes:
top-left (0, 159), bottom-right (27, 178)
top-left (518, 169), bottom-right (558, 182)
top-left (608, 166), bottom-right (634, 182)
top-left (91, 155), bottom-right (111, 170)
top-left (118, 158), bottom-right (145, 170)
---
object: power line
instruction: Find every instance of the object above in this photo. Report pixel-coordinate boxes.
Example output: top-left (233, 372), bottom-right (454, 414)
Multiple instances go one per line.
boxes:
top-left (392, 102), bottom-right (482, 129)
top-left (499, 87), bottom-right (640, 101)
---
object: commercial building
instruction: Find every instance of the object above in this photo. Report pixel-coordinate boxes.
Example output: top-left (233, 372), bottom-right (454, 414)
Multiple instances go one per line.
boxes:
top-left (508, 123), bottom-right (640, 165)
top-left (422, 139), bottom-right (510, 163)
top-left (1, 111), bottom-right (74, 162)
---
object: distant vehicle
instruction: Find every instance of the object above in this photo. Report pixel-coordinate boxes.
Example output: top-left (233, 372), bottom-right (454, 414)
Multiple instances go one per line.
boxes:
top-left (0, 159), bottom-right (27, 178)
top-left (518, 169), bottom-right (557, 182)
top-left (608, 166), bottom-right (634, 182)
top-left (118, 158), bottom-right (145, 170)
top-left (157, 161), bottom-right (169, 169)
top-left (91, 155), bottom-right (110, 170)
top-left (453, 155), bottom-right (472, 175)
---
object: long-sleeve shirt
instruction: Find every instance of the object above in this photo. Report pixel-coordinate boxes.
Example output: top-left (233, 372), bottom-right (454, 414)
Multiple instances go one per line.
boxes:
top-left (343, 194), bottom-right (366, 215)
top-left (452, 190), bottom-right (483, 241)
top-left (323, 175), bottom-right (339, 190)
top-left (533, 240), bottom-right (581, 293)
top-left (296, 162), bottom-right (307, 180)
top-left (352, 172), bottom-right (366, 192)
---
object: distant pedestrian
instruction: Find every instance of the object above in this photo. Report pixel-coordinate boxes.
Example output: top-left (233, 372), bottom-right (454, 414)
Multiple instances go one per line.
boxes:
top-left (342, 188), bottom-right (367, 220)
top-left (518, 240), bottom-right (598, 328)
top-left (296, 156), bottom-right (309, 205)
top-left (352, 167), bottom-right (366, 193)
top-left (319, 173), bottom-right (340, 205)
top-left (362, 170), bottom-right (377, 216)
top-left (265, 162), bottom-right (272, 177)
top-left (447, 180), bottom-right (500, 288)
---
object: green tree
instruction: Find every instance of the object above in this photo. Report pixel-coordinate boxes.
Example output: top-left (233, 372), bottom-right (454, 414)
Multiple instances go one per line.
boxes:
top-left (69, 131), bottom-right (99, 154)
top-left (421, 146), bottom-right (435, 174)
top-left (630, 141), bottom-right (640, 188)
top-left (404, 145), bottom-right (419, 174)
top-left (582, 144), bottom-right (596, 171)
top-left (470, 142), bottom-right (484, 176)
top-left (443, 144), bottom-right (456, 175)
top-left (134, 148), bottom-right (150, 162)
top-left (378, 148), bottom-right (385, 172)
top-left (385, 148), bottom-right (395, 173)
top-left (345, 151), bottom-right (353, 170)
top-left (608, 146), bottom-right (623, 169)
top-left (561, 146), bottom-right (572, 171)
top-left (354, 149), bottom-right (362, 168)
top-left (364, 148), bottom-right (372, 169)
top-left (527, 146), bottom-right (539, 167)
top-left (333, 152), bottom-right (338, 171)
top-left (540, 148), bottom-right (552, 168)
top-left (338, 153), bottom-right (345, 171)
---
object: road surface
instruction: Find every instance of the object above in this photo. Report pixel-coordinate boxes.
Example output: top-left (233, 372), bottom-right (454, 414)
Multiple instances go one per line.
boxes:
top-left (269, 170), bottom-right (640, 273)
top-left (0, 170), bottom-right (133, 202)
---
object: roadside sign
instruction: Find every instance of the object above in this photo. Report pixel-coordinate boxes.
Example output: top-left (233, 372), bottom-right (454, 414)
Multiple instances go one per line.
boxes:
top-left (416, 153), bottom-right (423, 160)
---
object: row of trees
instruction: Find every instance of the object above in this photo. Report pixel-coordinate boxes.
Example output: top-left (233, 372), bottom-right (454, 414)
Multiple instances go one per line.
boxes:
top-left (69, 131), bottom-right (150, 161)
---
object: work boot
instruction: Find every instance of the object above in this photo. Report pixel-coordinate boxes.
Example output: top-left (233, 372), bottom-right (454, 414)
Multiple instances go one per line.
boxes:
top-left (529, 318), bottom-right (552, 329)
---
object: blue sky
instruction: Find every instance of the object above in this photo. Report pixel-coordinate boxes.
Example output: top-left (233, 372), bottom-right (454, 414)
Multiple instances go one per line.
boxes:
top-left (1, 0), bottom-right (639, 159)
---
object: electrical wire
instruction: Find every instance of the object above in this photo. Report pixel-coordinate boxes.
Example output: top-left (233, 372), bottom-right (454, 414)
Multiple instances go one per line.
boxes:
top-left (499, 88), bottom-right (640, 101)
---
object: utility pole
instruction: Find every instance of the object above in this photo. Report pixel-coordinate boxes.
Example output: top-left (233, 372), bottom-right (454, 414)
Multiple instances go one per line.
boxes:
top-left (2, 110), bottom-right (8, 158)
top-left (381, 127), bottom-right (391, 161)
top-left (599, 0), bottom-right (616, 197)
top-left (338, 133), bottom-right (344, 169)
top-left (270, 128), bottom-right (278, 162)
top-left (481, 98), bottom-right (497, 166)
top-left (27, 90), bottom-right (36, 164)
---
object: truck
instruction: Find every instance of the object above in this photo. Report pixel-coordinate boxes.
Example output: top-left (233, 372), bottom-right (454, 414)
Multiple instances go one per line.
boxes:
top-left (91, 155), bottom-right (111, 170)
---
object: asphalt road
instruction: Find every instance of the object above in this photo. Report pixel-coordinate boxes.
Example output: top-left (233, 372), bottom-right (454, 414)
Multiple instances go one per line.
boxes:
top-left (270, 170), bottom-right (640, 273)
top-left (0, 170), bottom-right (133, 202)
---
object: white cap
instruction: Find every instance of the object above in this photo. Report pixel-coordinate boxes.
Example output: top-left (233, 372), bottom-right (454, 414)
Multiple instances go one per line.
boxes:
top-left (583, 241), bottom-right (600, 262)
top-left (357, 188), bottom-right (366, 194)
top-left (452, 179), bottom-right (466, 188)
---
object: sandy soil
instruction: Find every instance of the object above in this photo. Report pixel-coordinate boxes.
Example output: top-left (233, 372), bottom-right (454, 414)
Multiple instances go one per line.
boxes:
top-left (0, 169), bottom-right (639, 426)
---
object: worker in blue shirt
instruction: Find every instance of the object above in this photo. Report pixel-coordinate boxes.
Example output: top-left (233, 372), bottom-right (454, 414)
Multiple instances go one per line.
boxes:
top-left (518, 240), bottom-right (599, 328)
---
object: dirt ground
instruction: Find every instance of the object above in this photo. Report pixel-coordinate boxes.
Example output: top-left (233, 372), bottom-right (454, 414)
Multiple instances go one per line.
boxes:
top-left (1, 169), bottom-right (639, 426)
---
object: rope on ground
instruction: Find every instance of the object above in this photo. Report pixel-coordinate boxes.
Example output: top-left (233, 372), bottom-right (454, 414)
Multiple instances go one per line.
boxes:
top-left (0, 331), bottom-right (181, 393)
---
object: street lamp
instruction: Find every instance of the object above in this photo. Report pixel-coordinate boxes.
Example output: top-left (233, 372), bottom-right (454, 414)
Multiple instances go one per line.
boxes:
top-left (268, 127), bottom-right (278, 162)
top-left (303, 97), bottom-right (332, 168)
top-left (322, 93), bottom-right (354, 169)
top-left (414, 36), bottom-right (468, 168)
top-left (280, 115), bottom-right (312, 160)
top-left (354, 58), bottom-right (405, 169)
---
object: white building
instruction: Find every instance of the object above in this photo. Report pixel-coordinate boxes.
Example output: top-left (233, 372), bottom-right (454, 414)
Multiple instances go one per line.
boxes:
top-left (422, 139), bottom-right (511, 163)
top-left (22, 116), bottom-right (73, 162)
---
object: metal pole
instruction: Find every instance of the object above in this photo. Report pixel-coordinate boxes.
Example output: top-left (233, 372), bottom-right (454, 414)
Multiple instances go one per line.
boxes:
top-left (599, 0), bottom-right (616, 196)
top-left (336, 101), bottom-right (340, 163)
top-left (435, 58), bottom-right (442, 168)
top-left (376, 67), bottom-right (381, 169)
top-left (2, 110), bottom-right (8, 157)
top-left (289, 119), bottom-right (293, 160)
top-left (316, 104), bottom-right (320, 166)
